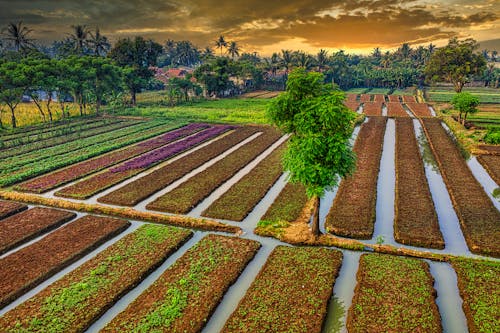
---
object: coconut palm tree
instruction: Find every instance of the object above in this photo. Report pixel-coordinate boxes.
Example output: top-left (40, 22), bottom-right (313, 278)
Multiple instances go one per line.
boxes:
top-left (69, 25), bottom-right (90, 54)
top-left (227, 41), bottom-right (240, 59)
top-left (88, 27), bottom-right (110, 56)
top-left (1, 21), bottom-right (36, 51)
top-left (316, 49), bottom-right (328, 72)
top-left (281, 49), bottom-right (293, 74)
top-left (215, 35), bottom-right (227, 57)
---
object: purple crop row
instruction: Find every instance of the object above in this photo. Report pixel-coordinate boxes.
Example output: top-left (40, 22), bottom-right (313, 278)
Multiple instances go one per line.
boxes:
top-left (137, 123), bottom-right (209, 148)
top-left (111, 125), bottom-right (235, 172)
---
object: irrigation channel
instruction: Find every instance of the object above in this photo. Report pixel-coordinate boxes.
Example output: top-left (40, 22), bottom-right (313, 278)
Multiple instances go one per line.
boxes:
top-left (3, 115), bottom-right (498, 333)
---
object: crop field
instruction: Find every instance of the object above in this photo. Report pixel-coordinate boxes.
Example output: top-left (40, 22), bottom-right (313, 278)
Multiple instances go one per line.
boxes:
top-left (0, 103), bottom-right (498, 332)
top-left (426, 86), bottom-right (500, 104)
top-left (0, 102), bottom-right (81, 129)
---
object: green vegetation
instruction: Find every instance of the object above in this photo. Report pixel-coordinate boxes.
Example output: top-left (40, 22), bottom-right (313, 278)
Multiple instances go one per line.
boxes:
top-left (451, 258), bottom-right (500, 333)
top-left (484, 127), bottom-right (500, 143)
top-left (345, 88), bottom-right (369, 94)
top-left (260, 182), bottom-right (308, 223)
top-left (348, 254), bottom-right (441, 333)
top-left (451, 92), bottom-right (480, 124)
top-left (366, 88), bottom-right (391, 94)
top-left (427, 86), bottom-right (500, 104)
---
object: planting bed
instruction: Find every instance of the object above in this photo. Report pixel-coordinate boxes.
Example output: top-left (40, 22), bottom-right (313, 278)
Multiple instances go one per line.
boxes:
top-left (260, 182), bottom-right (308, 223)
top-left (55, 125), bottom-right (232, 199)
top-left (202, 142), bottom-right (286, 221)
top-left (477, 155), bottom-right (500, 185)
top-left (223, 246), bottom-right (342, 333)
top-left (387, 102), bottom-right (409, 117)
top-left (5, 122), bottom-right (183, 189)
top-left (0, 215), bottom-right (129, 308)
top-left (402, 95), bottom-right (417, 103)
top-left (0, 207), bottom-right (76, 255)
top-left (98, 126), bottom-right (261, 206)
top-left (373, 94), bottom-right (386, 103)
top-left (388, 95), bottom-right (401, 102)
top-left (326, 117), bottom-right (387, 238)
top-left (362, 102), bottom-right (383, 116)
top-left (451, 258), bottom-right (500, 333)
top-left (147, 127), bottom-right (282, 214)
top-left (407, 102), bottom-right (433, 117)
top-left (394, 118), bottom-right (444, 248)
top-left (102, 234), bottom-right (260, 333)
top-left (422, 118), bottom-right (500, 257)
top-left (347, 253), bottom-right (441, 333)
top-left (344, 101), bottom-right (360, 112)
top-left (0, 200), bottom-right (27, 220)
top-left (0, 224), bottom-right (192, 333)
top-left (360, 94), bottom-right (371, 103)
top-left (478, 144), bottom-right (500, 155)
top-left (346, 94), bottom-right (358, 102)
top-left (15, 122), bottom-right (188, 193)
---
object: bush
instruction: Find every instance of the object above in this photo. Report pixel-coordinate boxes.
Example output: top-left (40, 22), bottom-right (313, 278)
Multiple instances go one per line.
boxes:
top-left (483, 127), bottom-right (500, 144)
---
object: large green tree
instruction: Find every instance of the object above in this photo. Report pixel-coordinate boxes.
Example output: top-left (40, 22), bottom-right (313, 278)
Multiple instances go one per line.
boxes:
top-left (268, 68), bottom-right (356, 236)
top-left (0, 61), bottom-right (29, 128)
top-left (451, 92), bottom-right (480, 125)
top-left (425, 38), bottom-right (486, 92)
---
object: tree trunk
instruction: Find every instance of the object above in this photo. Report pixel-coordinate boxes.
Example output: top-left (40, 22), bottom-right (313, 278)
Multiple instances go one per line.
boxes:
top-left (454, 81), bottom-right (464, 93)
top-left (46, 96), bottom-right (53, 122)
top-left (311, 196), bottom-right (320, 237)
top-left (131, 90), bottom-right (136, 106)
top-left (77, 94), bottom-right (83, 116)
top-left (32, 99), bottom-right (46, 122)
top-left (8, 105), bottom-right (16, 128)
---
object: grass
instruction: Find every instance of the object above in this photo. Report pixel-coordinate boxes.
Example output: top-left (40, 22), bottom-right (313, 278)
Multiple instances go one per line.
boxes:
top-left (0, 224), bottom-right (192, 333)
top-left (451, 258), bottom-right (500, 333)
top-left (426, 87), bottom-right (500, 104)
top-left (394, 118), bottom-right (443, 249)
top-left (110, 98), bottom-right (270, 124)
top-left (326, 117), bottom-right (387, 239)
top-left (0, 102), bottom-right (81, 129)
top-left (391, 87), bottom-right (416, 95)
top-left (345, 88), bottom-right (369, 94)
top-left (102, 234), bottom-right (260, 332)
top-left (223, 246), bottom-right (342, 333)
top-left (347, 253), bottom-right (441, 333)
top-left (367, 88), bottom-right (391, 94)
top-left (422, 117), bottom-right (500, 257)
top-left (202, 142), bottom-right (286, 221)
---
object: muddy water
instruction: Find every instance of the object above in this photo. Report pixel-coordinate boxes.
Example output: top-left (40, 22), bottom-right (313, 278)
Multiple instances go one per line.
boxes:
top-left (428, 261), bottom-right (468, 333)
top-left (323, 251), bottom-right (361, 333)
top-left (467, 157), bottom-right (500, 209)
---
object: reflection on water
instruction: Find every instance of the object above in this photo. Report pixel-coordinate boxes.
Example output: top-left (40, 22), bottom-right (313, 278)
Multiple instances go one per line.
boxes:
top-left (417, 131), bottom-right (440, 172)
top-left (493, 188), bottom-right (500, 201)
top-left (322, 296), bottom-right (345, 333)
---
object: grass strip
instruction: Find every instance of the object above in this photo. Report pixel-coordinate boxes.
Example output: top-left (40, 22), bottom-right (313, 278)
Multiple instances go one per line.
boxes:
top-left (451, 258), bottom-right (500, 333)
top-left (325, 117), bottom-right (387, 239)
top-left (98, 126), bottom-right (261, 206)
top-left (0, 215), bottom-right (129, 309)
top-left (202, 142), bottom-right (286, 221)
top-left (363, 102), bottom-right (383, 116)
top-left (0, 207), bottom-right (76, 255)
top-left (14, 122), bottom-right (185, 192)
top-left (102, 234), bottom-right (260, 333)
top-left (0, 200), bottom-right (27, 220)
top-left (422, 117), bottom-right (500, 257)
top-left (477, 155), bottom-right (500, 185)
top-left (387, 102), bottom-right (409, 117)
top-left (54, 124), bottom-right (225, 199)
top-left (223, 246), bottom-right (342, 333)
top-left (347, 253), bottom-right (441, 333)
top-left (395, 118), bottom-right (444, 249)
top-left (146, 127), bottom-right (282, 214)
top-left (407, 103), bottom-right (433, 117)
top-left (0, 224), bottom-right (192, 333)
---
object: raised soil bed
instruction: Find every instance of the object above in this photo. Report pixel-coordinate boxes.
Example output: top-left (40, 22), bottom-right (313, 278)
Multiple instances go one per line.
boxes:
top-left (0, 200), bottom-right (27, 220)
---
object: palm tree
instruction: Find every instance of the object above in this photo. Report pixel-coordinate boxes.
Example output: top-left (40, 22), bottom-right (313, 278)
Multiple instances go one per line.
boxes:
top-left (428, 43), bottom-right (436, 54)
top-left (227, 41), bottom-right (240, 59)
top-left (399, 43), bottom-right (412, 60)
top-left (69, 25), bottom-right (90, 54)
top-left (88, 27), bottom-right (110, 56)
top-left (202, 46), bottom-right (214, 59)
top-left (296, 52), bottom-right (314, 70)
top-left (1, 21), bottom-right (35, 51)
top-left (316, 49), bottom-right (328, 72)
top-left (281, 49), bottom-right (293, 74)
top-left (215, 35), bottom-right (227, 56)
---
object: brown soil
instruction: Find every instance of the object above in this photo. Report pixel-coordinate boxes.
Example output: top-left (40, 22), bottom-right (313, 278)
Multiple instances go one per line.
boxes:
top-left (387, 102), bottom-right (409, 117)
top-left (477, 155), bottom-right (500, 185)
top-left (0, 200), bottom-right (27, 220)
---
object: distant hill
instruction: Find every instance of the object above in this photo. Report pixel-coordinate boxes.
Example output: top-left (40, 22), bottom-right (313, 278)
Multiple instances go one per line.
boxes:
top-left (479, 39), bottom-right (500, 53)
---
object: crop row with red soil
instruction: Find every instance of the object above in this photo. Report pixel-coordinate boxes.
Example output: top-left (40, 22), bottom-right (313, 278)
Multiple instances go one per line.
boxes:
top-left (407, 102), bottom-right (433, 117)
top-left (346, 93), bottom-right (358, 102)
top-left (0, 224), bottom-right (192, 333)
top-left (202, 142), bottom-right (286, 221)
top-left (55, 125), bottom-right (232, 199)
top-left (326, 117), bottom-right (387, 239)
top-left (373, 94), bottom-right (386, 103)
top-left (387, 102), bottom-right (409, 117)
top-left (98, 126), bottom-right (261, 206)
top-left (13, 121), bottom-right (186, 192)
top-left (0, 200), bottom-right (27, 220)
top-left (388, 95), bottom-right (401, 102)
top-left (102, 234), bottom-right (260, 333)
top-left (146, 127), bottom-right (282, 214)
top-left (362, 102), bottom-right (383, 116)
top-left (477, 155), bottom-right (500, 185)
top-left (260, 182), bottom-right (308, 223)
top-left (0, 215), bottom-right (129, 309)
top-left (0, 207), bottom-right (76, 255)
top-left (451, 258), bottom-right (500, 333)
top-left (421, 118), bottom-right (500, 257)
top-left (402, 95), bottom-right (417, 103)
top-left (360, 94), bottom-right (371, 102)
top-left (478, 144), bottom-right (500, 155)
top-left (223, 246), bottom-right (342, 333)
top-left (347, 253), bottom-right (442, 333)
top-left (394, 118), bottom-right (444, 249)
top-left (344, 101), bottom-right (360, 112)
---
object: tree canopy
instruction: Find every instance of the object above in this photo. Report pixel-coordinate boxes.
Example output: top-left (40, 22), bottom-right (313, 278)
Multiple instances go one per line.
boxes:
top-left (451, 92), bottom-right (480, 124)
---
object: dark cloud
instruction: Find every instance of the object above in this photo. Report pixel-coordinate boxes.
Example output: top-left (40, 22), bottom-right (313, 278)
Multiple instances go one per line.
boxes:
top-left (0, 0), bottom-right (498, 52)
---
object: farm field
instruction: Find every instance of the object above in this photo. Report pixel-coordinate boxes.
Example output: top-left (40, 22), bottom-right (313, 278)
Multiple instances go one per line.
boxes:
top-left (0, 99), bottom-right (499, 332)
top-left (426, 86), bottom-right (500, 104)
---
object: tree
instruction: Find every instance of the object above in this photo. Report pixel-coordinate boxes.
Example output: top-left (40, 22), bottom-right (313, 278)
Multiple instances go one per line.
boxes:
top-left (281, 49), bottom-right (293, 74)
top-left (1, 21), bottom-right (36, 52)
top-left (69, 25), bottom-right (90, 55)
top-left (267, 68), bottom-right (356, 236)
top-left (451, 92), bottom-right (480, 124)
top-left (88, 27), bottom-right (110, 56)
top-left (0, 61), bottom-right (29, 128)
top-left (86, 56), bottom-right (122, 113)
top-left (425, 38), bottom-right (487, 92)
top-left (215, 35), bottom-right (227, 57)
top-left (227, 41), bottom-right (240, 59)
top-left (316, 49), bottom-right (328, 72)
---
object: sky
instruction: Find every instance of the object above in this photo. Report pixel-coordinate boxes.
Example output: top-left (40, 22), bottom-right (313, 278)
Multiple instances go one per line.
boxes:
top-left (1, 0), bottom-right (499, 55)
